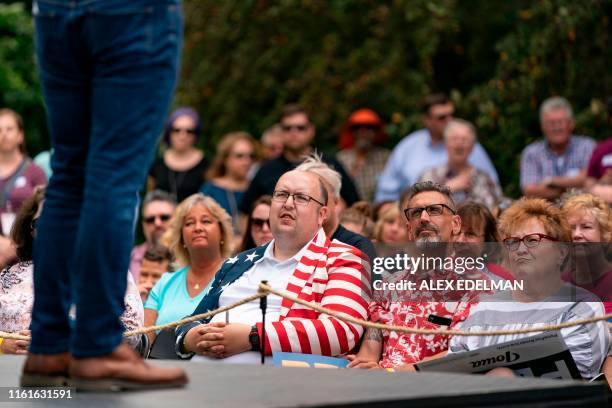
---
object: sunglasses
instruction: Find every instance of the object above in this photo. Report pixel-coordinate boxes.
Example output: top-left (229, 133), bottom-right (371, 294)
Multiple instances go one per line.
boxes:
top-left (351, 124), bottom-right (379, 131)
top-left (431, 113), bottom-right (453, 121)
top-left (281, 124), bottom-right (309, 132)
top-left (251, 218), bottom-right (270, 228)
top-left (144, 214), bottom-right (172, 224)
top-left (171, 127), bottom-right (197, 135)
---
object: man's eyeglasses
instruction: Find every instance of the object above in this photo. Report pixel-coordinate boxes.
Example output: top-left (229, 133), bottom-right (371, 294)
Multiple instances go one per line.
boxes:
top-left (251, 218), bottom-right (270, 228)
top-left (171, 127), bottom-right (197, 135)
top-left (503, 233), bottom-right (558, 251)
top-left (404, 204), bottom-right (456, 221)
top-left (272, 190), bottom-right (325, 207)
top-left (281, 124), bottom-right (309, 132)
top-left (144, 214), bottom-right (172, 224)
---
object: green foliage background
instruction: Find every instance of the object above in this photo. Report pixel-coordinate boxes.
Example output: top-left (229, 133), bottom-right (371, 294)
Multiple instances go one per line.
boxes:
top-left (2, 0), bottom-right (610, 197)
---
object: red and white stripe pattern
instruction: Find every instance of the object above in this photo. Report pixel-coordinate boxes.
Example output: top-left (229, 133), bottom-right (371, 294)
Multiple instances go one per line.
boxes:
top-left (256, 228), bottom-right (371, 356)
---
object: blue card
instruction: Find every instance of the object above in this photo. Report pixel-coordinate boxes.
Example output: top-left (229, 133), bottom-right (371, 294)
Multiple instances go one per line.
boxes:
top-left (272, 352), bottom-right (349, 369)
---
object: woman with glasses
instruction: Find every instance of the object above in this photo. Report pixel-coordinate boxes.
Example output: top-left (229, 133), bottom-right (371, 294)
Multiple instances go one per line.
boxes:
top-left (238, 195), bottom-right (273, 252)
top-left (201, 132), bottom-right (259, 239)
top-left (448, 198), bottom-right (609, 380)
top-left (561, 192), bottom-right (612, 313)
top-left (144, 193), bottom-right (233, 344)
top-left (0, 188), bottom-right (145, 354)
top-left (148, 107), bottom-right (208, 203)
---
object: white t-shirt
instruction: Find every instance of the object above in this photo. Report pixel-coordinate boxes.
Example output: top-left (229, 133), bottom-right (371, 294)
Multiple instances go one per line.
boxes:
top-left (193, 240), bottom-right (309, 364)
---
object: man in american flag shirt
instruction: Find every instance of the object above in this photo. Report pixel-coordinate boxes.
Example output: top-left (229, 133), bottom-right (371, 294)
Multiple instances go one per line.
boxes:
top-left (174, 169), bottom-right (371, 362)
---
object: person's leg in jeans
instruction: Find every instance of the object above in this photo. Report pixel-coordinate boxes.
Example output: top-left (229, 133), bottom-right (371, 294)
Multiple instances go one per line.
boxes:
top-left (71, 1), bottom-right (183, 357)
top-left (24, 0), bottom-right (187, 389)
top-left (29, 0), bottom-right (92, 361)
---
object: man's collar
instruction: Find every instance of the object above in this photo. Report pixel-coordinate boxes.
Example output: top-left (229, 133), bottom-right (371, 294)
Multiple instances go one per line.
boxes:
top-left (267, 228), bottom-right (327, 263)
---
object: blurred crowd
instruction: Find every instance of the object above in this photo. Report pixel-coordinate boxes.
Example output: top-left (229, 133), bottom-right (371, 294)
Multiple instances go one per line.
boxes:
top-left (0, 94), bottom-right (610, 385)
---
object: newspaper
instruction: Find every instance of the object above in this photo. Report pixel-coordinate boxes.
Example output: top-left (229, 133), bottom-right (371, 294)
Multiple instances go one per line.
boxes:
top-left (415, 332), bottom-right (582, 380)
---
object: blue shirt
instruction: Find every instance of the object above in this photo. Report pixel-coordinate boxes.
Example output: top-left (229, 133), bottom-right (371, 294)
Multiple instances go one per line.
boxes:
top-left (200, 182), bottom-right (244, 232)
top-left (144, 266), bottom-right (213, 326)
top-left (374, 129), bottom-right (499, 202)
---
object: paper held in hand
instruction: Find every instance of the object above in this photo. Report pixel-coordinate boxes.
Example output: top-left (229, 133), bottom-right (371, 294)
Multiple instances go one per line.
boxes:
top-left (415, 332), bottom-right (582, 380)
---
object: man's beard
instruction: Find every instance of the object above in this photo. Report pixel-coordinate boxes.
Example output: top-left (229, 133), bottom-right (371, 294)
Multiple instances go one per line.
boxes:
top-left (414, 224), bottom-right (447, 255)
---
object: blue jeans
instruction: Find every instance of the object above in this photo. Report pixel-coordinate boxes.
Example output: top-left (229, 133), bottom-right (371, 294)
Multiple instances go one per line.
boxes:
top-left (30, 0), bottom-right (182, 358)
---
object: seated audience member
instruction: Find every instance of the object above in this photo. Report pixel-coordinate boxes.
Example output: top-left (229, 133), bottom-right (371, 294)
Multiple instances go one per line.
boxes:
top-left (138, 245), bottom-right (174, 303)
top-left (201, 132), bottom-right (259, 237)
top-left (455, 202), bottom-right (511, 281)
top-left (238, 195), bottom-right (273, 253)
top-left (148, 107), bottom-right (209, 203)
top-left (0, 109), bottom-right (46, 260)
top-left (419, 119), bottom-right (503, 211)
top-left (130, 190), bottom-right (176, 281)
top-left (521, 96), bottom-right (596, 200)
top-left (0, 189), bottom-right (143, 353)
top-left (449, 198), bottom-right (609, 380)
top-left (375, 93), bottom-right (498, 202)
top-left (144, 194), bottom-right (233, 339)
top-left (373, 204), bottom-right (408, 245)
top-left (560, 193), bottom-right (612, 312)
top-left (336, 109), bottom-right (390, 202)
top-left (585, 137), bottom-right (612, 203)
top-left (174, 170), bottom-right (370, 362)
top-left (239, 104), bottom-right (360, 214)
top-left (260, 124), bottom-right (284, 162)
top-left (372, 200), bottom-right (396, 223)
top-left (349, 182), bottom-right (487, 369)
top-left (296, 154), bottom-right (376, 263)
top-left (340, 201), bottom-right (375, 239)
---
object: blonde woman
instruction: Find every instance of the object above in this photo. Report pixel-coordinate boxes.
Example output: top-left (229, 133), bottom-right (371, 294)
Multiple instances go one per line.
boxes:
top-left (144, 194), bottom-right (233, 339)
top-left (373, 203), bottom-right (408, 244)
top-left (561, 192), bottom-right (612, 312)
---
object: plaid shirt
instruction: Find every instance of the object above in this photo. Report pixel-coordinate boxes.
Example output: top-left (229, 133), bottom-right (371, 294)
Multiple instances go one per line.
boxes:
top-left (520, 135), bottom-right (595, 188)
top-left (337, 147), bottom-right (390, 202)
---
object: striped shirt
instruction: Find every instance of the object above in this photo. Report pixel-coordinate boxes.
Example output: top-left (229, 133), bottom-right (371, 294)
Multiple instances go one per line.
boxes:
top-left (176, 229), bottom-right (372, 358)
top-left (448, 284), bottom-right (609, 379)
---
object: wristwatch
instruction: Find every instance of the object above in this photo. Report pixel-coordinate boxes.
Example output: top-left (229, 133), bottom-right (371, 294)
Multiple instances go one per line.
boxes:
top-left (249, 325), bottom-right (261, 351)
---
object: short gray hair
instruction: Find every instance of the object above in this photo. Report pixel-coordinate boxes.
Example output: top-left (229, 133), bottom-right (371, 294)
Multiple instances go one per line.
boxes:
top-left (400, 181), bottom-right (456, 212)
top-left (295, 153), bottom-right (342, 198)
top-left (443, 119), bottom-right (476, 145)
top-left (142, 189), bottom-right (176, 214)
top-left (539, 96), bottom-right (573, 122)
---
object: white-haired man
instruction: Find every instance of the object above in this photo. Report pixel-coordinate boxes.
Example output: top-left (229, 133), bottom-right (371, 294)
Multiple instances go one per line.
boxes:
top-left (521, 96), bottom-right (596, 199)
top-left (296, 154), bottom-right (377, 263)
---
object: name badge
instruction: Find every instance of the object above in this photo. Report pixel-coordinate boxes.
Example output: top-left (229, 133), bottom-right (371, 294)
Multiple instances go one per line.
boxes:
top-left (601, 153), bottom-right (612, 167)
top-left (14, 176), bottom-right (26, 188)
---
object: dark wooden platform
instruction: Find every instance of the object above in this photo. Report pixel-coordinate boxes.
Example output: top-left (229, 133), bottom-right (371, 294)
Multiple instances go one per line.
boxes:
top-left (0, 356), bottom-right (608, 407)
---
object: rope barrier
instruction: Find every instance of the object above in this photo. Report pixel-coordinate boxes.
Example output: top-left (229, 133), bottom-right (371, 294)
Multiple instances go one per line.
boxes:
top-left (2, 282), bottom-right (611, 343)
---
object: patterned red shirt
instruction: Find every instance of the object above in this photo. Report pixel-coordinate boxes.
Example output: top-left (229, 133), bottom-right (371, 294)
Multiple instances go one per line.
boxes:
top-left (370, 267), bottom-right (489, 368)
